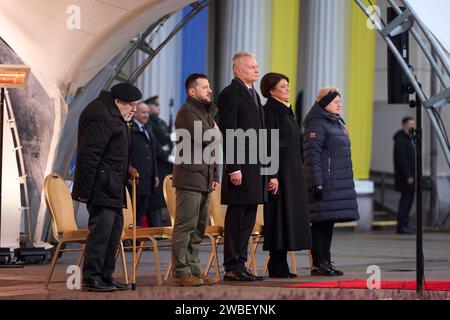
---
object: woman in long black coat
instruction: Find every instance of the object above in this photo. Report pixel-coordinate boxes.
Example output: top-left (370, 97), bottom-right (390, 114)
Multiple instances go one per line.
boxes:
top-left (303, 87), bottom-right (359, 276)
top-left (260, 73), bottom-right (312, 278)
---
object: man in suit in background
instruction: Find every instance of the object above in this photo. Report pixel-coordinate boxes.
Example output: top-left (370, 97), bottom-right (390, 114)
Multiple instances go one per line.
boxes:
top-left (217, 52), bottom-right (266, 281)
top-left (129, 102), bottom-right (159, 227)
top-left (146, 96), bottom-right (174, 227)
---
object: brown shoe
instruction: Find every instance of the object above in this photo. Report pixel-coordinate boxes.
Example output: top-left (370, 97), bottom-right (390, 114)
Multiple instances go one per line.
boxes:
top-left (174, 274), bottom-right (204, 287)
top-left (196, 274), bottom-right (218, 286)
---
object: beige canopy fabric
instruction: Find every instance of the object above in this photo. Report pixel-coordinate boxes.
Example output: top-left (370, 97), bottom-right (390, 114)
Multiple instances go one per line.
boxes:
top-left (0, 0), bottom-right (193, 97)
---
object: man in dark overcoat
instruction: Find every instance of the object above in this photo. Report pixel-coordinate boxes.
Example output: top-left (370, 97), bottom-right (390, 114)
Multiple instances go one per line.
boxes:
top-left (393, 117), bottom-right (416, 234)
top-left (72, 83), bottom-right (141, 291)
top-left (217, 52), bottom-right (267, 281)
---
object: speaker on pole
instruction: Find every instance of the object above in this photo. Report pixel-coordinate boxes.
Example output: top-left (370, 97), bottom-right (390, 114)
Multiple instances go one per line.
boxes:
top-left (387, 7), bottom-right (411, 104)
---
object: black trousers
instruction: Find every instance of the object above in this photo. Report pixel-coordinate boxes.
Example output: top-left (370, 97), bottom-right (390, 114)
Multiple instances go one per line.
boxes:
top-left (223, 204), bottom-right (258, 272)
top-left (397, 190), bottom-right (415, 230)
top-left (82, 204), bottom-right (124, 283)
top-left (311, 221), bottom-right (335, 265)
top-left (268, 250), bottom-right (289, 276)
top-left (136, 195), bottom-right (162, 227)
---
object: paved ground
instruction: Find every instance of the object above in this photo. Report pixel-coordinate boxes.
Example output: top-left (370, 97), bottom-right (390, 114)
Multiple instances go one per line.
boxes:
top-left (1, 229), bottom-right (449, 300)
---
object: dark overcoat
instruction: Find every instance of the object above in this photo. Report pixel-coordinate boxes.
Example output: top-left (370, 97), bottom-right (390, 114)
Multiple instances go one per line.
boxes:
top-left (263, 98), bottom-right (312, 251)
top-left (217, 78), bottom-right (267, 205)
top-left (72, 91), bottom-right (130, 208)
top-left (393, 130), bottom-right (415, 192)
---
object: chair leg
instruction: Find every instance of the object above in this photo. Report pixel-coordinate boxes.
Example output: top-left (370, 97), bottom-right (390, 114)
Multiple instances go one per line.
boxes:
top-left (289, 251), bottom-right (297, 274)
top-left (263, 255), bottom-right (269, 275)
top-left (45, 242), bottom-right (62, 288)
top-left (247, 237), bottom-right (257, 275)
top-left (248, 236), bottom-right (261, 275)
top-left (203, 236), bottom-right (220, 277)
top-left (164, 260), bottom-right (173, 281)
top-left (136, 240), bottom-right (145, 267)
top-left (150, 238), bottom-right (162, 286)
top-left (307, 249), bottom-right (313, 269)
top-left (203, 249), bottom-right (214, 278)
top-left (76, 244), bottom-right (85, 267)
top-left (205, 235), bottom-right (220, 281)
top-left (119, 242), bottom-right (129, 284)
top-left (254, 237), bottom-right (261, 275)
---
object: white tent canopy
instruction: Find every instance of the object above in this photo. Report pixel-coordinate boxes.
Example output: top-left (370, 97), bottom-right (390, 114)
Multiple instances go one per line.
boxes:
top-left (407, 0), bottom-right (450, 58)
top-left (0, 0), bottom-right (194, 248)
top-left (0, 0), bottom-right (193, 97)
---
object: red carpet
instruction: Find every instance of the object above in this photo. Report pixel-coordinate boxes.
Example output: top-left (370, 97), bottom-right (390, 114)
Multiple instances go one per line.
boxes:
top-left (286, 280), bottom-right (450, 291)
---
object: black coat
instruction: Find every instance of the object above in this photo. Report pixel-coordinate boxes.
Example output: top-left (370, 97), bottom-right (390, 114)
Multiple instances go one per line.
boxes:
top-left (217, 78), bottom-right (267, 205)
top-left (72, 91), bottom-right (130, 208)
top-left (172, 96), bottom-right (219, 192)
top-left (263, 98), bottom-right (312, 251)
top-left (148, 116), bottom-right (174, 208)
top-left (393, 130), bottom-right (415, 192)
top-left (303, 103), bottom-right (359, 223)
top-left (129, 120), bottom-right (158, 196)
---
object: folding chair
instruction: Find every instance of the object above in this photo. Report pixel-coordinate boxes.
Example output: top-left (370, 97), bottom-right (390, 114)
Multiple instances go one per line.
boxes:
top-left (162, 175), bottom-right (223, 280)
top-left (120, 189), bottom-right (172, 285)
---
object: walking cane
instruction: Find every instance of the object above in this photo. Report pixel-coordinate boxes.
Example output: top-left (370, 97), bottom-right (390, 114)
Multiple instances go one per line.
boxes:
top-left (131, 173), bottom-right (139, 290)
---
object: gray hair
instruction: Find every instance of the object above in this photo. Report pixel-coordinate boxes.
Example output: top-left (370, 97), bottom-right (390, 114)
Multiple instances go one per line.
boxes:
top-left (232, 52), bottom-right (256, 74)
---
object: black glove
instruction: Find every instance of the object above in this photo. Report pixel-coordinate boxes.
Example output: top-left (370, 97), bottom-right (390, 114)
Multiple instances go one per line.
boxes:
top-left (313, 185), bottom-right (323, 201)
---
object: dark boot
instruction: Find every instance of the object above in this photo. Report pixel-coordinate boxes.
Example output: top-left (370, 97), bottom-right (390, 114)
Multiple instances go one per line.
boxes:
top-left (326, 261), bottom-right (344, 276)
top-left (324, 251), bottom-right (343, 276)
top-left (268, 251), bottom-right (296, 278)
top-left (311, 261), bottom-right (337, 277)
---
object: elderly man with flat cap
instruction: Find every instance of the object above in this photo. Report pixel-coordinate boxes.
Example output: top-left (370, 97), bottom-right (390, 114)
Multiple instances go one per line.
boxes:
top-left (72, 82), bottom-right (142, 292)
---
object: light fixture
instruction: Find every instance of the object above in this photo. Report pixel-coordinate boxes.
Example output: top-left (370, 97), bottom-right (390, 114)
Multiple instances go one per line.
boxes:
top-left (0, 64), bottom-right (30, 88)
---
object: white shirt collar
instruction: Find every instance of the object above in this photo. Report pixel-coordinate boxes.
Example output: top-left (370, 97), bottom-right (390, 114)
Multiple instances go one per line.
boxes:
top-left (235, 76), bottom-right (253, 89)
top-left (133, 119), bottom-right (145, 129)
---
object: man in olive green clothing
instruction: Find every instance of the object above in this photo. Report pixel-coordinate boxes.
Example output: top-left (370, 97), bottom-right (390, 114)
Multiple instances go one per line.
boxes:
top-left (171, 73), bottom-right (220, 286)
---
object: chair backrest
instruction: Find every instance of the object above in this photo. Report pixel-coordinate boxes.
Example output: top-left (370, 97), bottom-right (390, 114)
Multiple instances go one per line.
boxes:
top-left (44, 173), bottom-right (78, 235)
top-left (163, 175), bottom-right (176, 226)
top-left (209, 185), bottom-right (227, 227)
top-left (122, 188), bottom-right (133, 231)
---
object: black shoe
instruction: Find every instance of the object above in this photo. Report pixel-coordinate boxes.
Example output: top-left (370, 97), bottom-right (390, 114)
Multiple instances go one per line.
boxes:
top-left (326, 262), bottom-right (344, 276)
top-left (243, 269), bottom-right (264, 281)
top-left (223, 270), bottom-right (262, 281)
top-left (82, 279), bottom-right (116, 292)
top-left (310, 262), bottom-right (338, 277)
top-left (268, 272), bottom-right (298, 279)
top-left (103, 279), bottom-right (129, 291)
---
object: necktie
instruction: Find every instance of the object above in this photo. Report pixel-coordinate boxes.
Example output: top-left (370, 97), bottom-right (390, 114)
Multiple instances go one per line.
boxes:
top-left (249, 87), bottom-right (264, 127)
top-left (141, 126), bottom-right (150, 140)
top-left (249, 87), bottom-right (259, 107)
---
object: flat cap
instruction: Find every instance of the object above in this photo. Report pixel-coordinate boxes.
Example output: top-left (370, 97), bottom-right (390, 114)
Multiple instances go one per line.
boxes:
top-left (111, 83), bottom-right (142, 102)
